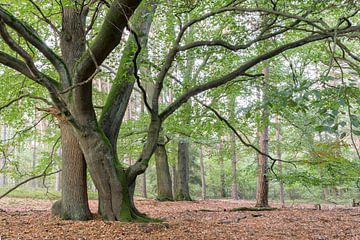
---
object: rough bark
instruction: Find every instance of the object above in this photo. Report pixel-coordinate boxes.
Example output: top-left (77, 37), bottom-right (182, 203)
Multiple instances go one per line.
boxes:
top-left (199, 146), bottom-right (206, 200)
top-left (255, 66), bottom-right (270, 208)
top-left (155, 135), bottom-right (173, 201)
top-left (51, 122), bottom-right (91, 220)
top-left (51, 7), bottom-right (91, 220)
top-left (176, 140), bottom-right (191, 201)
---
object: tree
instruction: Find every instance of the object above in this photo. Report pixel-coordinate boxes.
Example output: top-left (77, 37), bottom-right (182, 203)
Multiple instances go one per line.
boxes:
top-left (0, 0), bottom-right (359, 221)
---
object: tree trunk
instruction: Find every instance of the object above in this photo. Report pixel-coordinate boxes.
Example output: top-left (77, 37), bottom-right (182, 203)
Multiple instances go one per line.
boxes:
top-left (255, 66), bottom-right (270, 208)
top-left (172, 164), bottom-right (177, 198)
top-left (219, 138), bottom-right (226, 198)
top-left (176, 140), bottom-right (191, 201)
top-left (51, 122), bottom-right (92, 220)
top-left (230, 133), bottom-right (239, 200)
top-left (276, 116), bottom-right (285, 208)
top-left (0, 125), bottom-right (7, 186)
top-left (51, 7), bottom-right (91, 220)
top-left (199, 146), bottom-right (206, 200)
top-left (141, 172), bottom-right (147, 198)
top-left (155, 135), bottom-right (173, 201)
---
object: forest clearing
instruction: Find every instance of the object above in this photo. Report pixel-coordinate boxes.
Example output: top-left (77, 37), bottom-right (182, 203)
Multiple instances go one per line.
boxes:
top-left (1, 197), bottom-right (360, 240)
top-left (0, 0), bottom-right (359, 239)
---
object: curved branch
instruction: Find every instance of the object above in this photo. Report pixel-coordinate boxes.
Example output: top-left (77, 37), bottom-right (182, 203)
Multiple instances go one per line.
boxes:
top-left (159, 26), bottom-right (360, 120)
top-left (0, 94), bottom-right (51, 112)
top-left (0, 170), bottom-right (61, 200)
top-left (0, 6), bottom-right (70, 85)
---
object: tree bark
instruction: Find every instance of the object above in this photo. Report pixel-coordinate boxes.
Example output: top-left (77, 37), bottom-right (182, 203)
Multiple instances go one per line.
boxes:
top-left (176, 140), bottom-right (191, 201)
top-left (199, 146), bottom-right (206, 200)
top-left (51, 7), bottom-right (91, 220)
top-left (255, 65), bottom-right (270, 208)
top-left (51, 122), bottom-right (91, 220)
top-left (155, 135), bottom-right (173, 201)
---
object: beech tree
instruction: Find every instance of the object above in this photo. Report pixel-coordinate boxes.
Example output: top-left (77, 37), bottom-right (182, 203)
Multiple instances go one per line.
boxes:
top-left (0, 0), bottom-right (359, 221)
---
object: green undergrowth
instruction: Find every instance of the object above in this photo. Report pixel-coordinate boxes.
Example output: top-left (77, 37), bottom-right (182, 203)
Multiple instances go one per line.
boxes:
top-left (0, 187), bottom-right (98, 200)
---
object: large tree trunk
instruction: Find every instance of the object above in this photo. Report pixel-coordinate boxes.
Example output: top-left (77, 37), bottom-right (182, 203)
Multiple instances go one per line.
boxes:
top-left (176, 140), bottom-right (191, 201)
top-left (155, 135), bottom-right (173, 201)
top-left (51, 122), bottom-right (91, 220)
top-left (51, 7), bottom-right (91, 220)
top-left (255, 66), bottom-right (270, 208)
top-left (199, 146), bottom-right (206, 200)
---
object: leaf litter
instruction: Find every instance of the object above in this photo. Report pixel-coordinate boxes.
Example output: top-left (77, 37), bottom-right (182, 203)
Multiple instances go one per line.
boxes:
top-left (0, 197), bottom-right (359, 239)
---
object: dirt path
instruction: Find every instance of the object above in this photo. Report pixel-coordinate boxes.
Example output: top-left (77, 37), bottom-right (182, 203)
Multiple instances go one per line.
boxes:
top-left (0, 198), bottom-right (359, 239)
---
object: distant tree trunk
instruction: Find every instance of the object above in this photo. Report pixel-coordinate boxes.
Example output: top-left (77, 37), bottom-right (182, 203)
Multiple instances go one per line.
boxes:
top-left (172, 164), bottom-right (177, 198)
top-left (276, 116), bottom-right (285, 207)
top-left (199, 146), bottom-right (206, 200)
top-left (255, 65), bottom-right (270, 208)
top-left (219, 138), bottom-right (226, 198)
top-left (155, 135), bottom-right (173, 201)
top-left (230, 133), bottom-right (239, 200)
top-left (0, 125), bottom-right (7, 186)
top-left (51, 8), bottom-right (91, 220)
top-left (141, 172), bottom-right (147, 198)
top-left (32, 132), bottom-right (38, 188)
top-left (176, 140), bottom-right (191, 200)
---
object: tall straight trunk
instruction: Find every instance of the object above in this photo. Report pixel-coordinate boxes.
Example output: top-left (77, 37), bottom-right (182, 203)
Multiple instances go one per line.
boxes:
top-left (51, 7), bottom-right (91, 220)
top-left (276, 116), bottom-right (285, 207)
top-left (141, 172), bottom-right (147, 198)
top-left (199, 146), bottom-right (206, 200)
top-left (255, 65), bottom-right (270, 208)
top-left (176, 140), bottom-right (191, 200)
top-left (155, 135), bottom-right (173, 201)
top-left (0, 125), bottom-right (7, 186)
top-left (230, 133), bottom-right (239, 200)
top-left (171, 164), bottom-right (177, 198)
top-left (52, 122), bottom-right (91, 220)
top-left (219, 138), bottom-right (226, 198)
top-left (32, 133), bottom-right (37, 188)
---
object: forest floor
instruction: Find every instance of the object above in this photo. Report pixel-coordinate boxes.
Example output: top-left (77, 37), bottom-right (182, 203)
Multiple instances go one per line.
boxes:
top-left (0, 197), bottom-right (360, 239)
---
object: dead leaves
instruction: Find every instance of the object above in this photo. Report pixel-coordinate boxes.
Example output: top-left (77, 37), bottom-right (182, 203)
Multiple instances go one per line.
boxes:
top-left (0, 198), bottom-right (360, 239)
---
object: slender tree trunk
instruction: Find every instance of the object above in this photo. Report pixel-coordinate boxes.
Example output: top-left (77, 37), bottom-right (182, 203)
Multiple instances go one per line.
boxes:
top-left (219, 138), bottom-right (226, 198)
top-left (172, 164), bottom-right (177, 198)
top-left (32, 133), bottom-right (37, 188)
top-left (0, 125), bottom-right (7, 186)
top-left (199, 146), bottom-right (206, 200)
top-left (176, 140), bottom-right (191, 200)
top-left (230, 133), bottom-right (239, 200)
top-left (276, 116), bottom-right (285, 207)
top-left (155, 135), bottom-right (173, 201)
top-left (141, 172), bottom-right (147, 198)
top-left (255, 66), bottom-right (270, 208)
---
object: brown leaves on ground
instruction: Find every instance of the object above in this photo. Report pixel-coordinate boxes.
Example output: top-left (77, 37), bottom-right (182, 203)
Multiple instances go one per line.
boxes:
top-left (0, 197), bottom-right (360, 239)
